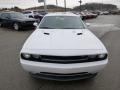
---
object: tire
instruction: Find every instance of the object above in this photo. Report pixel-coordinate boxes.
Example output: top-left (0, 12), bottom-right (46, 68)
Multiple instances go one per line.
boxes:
top-left (13, 23), bottom-right (20, 31)
top-left (0, 22), bottom-right (3, 27)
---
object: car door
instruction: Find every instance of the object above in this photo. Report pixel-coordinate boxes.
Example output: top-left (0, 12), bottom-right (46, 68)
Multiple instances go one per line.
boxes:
top-left (0, 13), bottom-right (3, 25)
top-left (0, 13), bottom-right (12, 27)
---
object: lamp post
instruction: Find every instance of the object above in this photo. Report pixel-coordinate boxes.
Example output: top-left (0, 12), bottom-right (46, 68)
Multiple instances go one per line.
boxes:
top-left (38, 0), bottom-right (47, 12)
top-left (44, 0), bottom-right (47, 12)
top-left (56, 0), bottom-right (58, 6)
top-left (64, 0), bottom-right (66, 12)
top-left (56, 0), bottom-right (58, 11)
top-left (79, 0), bottom-right (82, 12)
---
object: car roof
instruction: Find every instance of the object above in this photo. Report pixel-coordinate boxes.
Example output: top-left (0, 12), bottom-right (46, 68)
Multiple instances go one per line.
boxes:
top-left (1, 11), bottom-right (19, 14)
top-left (45, 12), bottom-right (79, 17)
top-left (23, 10), bottom-right (32, 12)
top-left (23, 10), bottom-right (45, 12)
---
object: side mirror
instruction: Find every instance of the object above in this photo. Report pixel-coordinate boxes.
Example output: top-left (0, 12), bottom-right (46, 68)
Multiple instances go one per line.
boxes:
top-left (33, 22), bottom-right (38, 27)
top-left (86, 23), bottom-right (90, 27)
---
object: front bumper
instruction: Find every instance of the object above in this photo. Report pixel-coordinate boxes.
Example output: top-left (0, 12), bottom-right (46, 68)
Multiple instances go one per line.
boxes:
top-left (20, 59), bottom-right (108, 80)
top-left (20, 21), bottom-right (36, 29)
top-left (20, 24), bottom-right (35, 29)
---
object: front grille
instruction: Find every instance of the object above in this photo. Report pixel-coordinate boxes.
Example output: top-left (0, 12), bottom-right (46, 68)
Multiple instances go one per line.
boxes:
top-left (31, 72), bottom-right (97, 81)
top-left (25, 21), bottom-right (35, 25)
top-left (41, 55), bottom-right (88, 60)
top-left (40, 55), bottom-right (90, 64)
top-left (21, 53), bottom-right (107, 64)
top-left (40, 72), bottom-right (88, 76)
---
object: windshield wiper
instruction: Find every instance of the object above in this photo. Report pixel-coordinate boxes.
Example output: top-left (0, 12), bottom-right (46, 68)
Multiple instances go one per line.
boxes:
top-left (40, 26), bottom-right (55, 29)
top-left (62, 28), bottom-right (81, 29)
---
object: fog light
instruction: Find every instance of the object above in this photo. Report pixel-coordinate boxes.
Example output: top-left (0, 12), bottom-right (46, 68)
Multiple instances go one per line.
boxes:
top-left (22, 54), bottom-right (31, 59)
top-left (98, 54), bottom-right (106, 59)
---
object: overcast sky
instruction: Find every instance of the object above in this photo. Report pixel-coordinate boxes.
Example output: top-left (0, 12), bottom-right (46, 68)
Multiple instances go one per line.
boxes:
top-left (0, 0), bottom-right (120, 9)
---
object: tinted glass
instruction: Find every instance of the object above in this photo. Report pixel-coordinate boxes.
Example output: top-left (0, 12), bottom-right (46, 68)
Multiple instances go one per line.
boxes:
top-left (33, 11), bottom-right (38, 14)
top-left (10, 12), bottom-right (27, 19)
top-left (39, 16), bottom-right (85, 29)
top-left (38, 11), bottom-right (47, 15)
top-left (23, 11), bottom-right (32, 14)
top-left (1, 13), bottom-right (11, 19)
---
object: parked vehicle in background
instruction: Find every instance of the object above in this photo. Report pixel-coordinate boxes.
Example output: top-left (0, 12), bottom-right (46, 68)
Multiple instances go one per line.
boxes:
top-left (102, 11), bottom-right (109, 15)
top-left (109, 10), bottom-right (120, 15)
top-left (80, 12), bottom-right (87, 20)
top-left (91, 10), bottom-right (102, 15)
top-left (83, 11), bottom-right (98, 19)
top-left (0, 11), bottom-right (37, 30)
top-left (72, 11), bottom-right (98, 20)
top-left (23, 10), bottom-right (43, 22)
top-left (71, 11), bottom-right (83, 19)
top-left (88, 12), bottom-right (98, 18)
top-left (20, 12), bottom-right (108, 81)
top-left (23, 10), bottom-right (35, 18)
top-left (37, 10), bottom-right (48, 16)
top-left (80, 11), bottom-right (98, 20)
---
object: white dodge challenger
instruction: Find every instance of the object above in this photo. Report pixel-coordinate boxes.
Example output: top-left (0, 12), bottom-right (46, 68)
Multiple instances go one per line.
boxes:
top-left (20, 12), bottom-right (108, 81)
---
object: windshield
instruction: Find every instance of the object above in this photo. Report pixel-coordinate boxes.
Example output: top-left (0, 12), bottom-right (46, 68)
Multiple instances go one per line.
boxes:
top-left (10, 12), bottom-right (27, 19)
top-left (39, 16), bottom-right (85, 29)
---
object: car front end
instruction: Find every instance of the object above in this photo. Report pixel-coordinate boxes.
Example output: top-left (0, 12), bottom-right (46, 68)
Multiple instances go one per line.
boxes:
top-left (19, 20), bottom-right (36, 29)
top-left (20, 13), bottom-right (108, 81)
top-left (11, 12), bottom-right (38, 30)
top-left (20, 50), bottom-right (108, 81)
top-left (20, 29), bottom-right (108, 81)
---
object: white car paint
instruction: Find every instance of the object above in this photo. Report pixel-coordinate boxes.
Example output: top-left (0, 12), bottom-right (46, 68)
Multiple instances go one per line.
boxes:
top-left (23, 10), bottom-right (43, 18)
top-left (21, 60), bottom-right (107, 74)
top-left (22, 29), bottom-right (107, 56)
top-left (20, 12), bottom-right (108, 80)
top-left (23, 11), bottom-right (35, 18)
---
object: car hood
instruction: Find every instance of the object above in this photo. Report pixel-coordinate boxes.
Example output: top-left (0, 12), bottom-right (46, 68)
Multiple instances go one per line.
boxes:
top-left (22, 29), bottom-right (107, 51)
top-left (13, 17), bottom-right (36, 22)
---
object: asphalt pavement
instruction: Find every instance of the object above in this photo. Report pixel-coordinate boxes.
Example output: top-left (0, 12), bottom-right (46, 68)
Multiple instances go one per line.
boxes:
top-left (0, 15), bottom-right (120, 90)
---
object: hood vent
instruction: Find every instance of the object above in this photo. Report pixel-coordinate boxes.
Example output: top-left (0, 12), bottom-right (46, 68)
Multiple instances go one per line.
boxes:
top-left (44, 32), bottom-right (50, 35)
top-left (77, 33), bottom-right (82, 35)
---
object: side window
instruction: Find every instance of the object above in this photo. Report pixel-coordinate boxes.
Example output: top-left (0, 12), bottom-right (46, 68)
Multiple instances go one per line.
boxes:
top-left (0, 13), bottom-right (1, 20)
top-left (1, 13), bottom-right (11, 19)
top-left (23, 12), bottom-right (31, 14)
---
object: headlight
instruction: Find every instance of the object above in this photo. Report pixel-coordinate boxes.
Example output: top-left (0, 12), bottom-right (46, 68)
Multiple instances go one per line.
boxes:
top-left (98, 54), bottom-right (107, 60)
top-left (88, 54), bottom-right (107, 60)
top-left (21, 53), bottom-right (31, 59)
top-left (21, 53), bottom-right (41, 61)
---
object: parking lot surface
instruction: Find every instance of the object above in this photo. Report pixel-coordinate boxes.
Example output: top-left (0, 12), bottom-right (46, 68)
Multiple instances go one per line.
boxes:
top-left (0, 15), bottom-right (120, 90)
